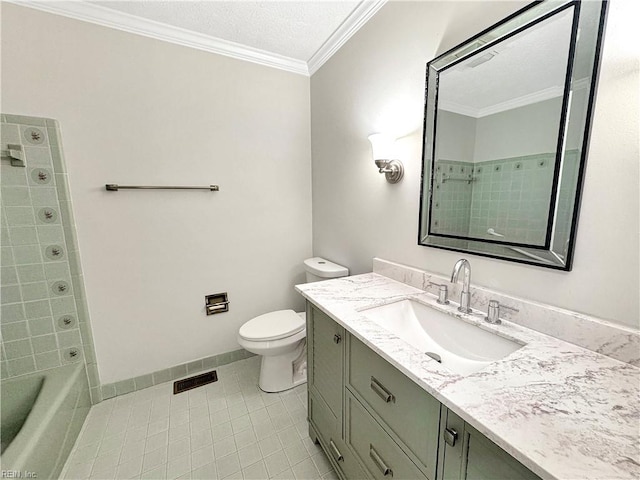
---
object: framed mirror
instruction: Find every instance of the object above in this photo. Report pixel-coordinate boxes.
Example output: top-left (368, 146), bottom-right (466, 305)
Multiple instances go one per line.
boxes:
top-left (418, 0), bottom-right (608, 270)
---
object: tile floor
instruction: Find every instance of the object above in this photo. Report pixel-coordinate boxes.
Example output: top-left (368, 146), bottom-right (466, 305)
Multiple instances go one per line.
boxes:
top-left (61, 357), bottom-right (336, 480)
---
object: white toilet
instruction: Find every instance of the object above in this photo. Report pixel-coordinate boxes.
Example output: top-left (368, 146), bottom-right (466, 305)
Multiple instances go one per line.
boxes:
top-left (237, 257), bottom-right (349, 392)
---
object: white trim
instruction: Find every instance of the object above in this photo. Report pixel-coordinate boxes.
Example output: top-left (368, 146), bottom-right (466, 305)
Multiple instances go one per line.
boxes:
top-left (440, 86), bottom-right (565, 118)
top-left (307, 0), bottom-right (388, 76)
top-left (8, 0), bottom-right (387, 77)
top-left (7, 0), bottom-right (309, 76)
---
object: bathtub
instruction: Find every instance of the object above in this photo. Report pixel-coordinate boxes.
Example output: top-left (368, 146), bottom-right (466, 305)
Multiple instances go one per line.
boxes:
top-left (1, 363), bottom-right (90, 479)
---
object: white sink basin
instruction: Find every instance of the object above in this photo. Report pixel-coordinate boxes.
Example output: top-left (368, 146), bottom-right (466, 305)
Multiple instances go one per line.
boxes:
top-left (361, 299), bottom-right (523, 376)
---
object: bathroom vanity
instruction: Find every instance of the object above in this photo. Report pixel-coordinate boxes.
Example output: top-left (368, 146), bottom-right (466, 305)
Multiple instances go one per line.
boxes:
top-left (296, 262), bottom-right (640, 480)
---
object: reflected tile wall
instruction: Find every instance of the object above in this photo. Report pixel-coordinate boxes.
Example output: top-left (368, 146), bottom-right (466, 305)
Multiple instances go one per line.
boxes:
top-left (1, 113), bottom-right (101, 403)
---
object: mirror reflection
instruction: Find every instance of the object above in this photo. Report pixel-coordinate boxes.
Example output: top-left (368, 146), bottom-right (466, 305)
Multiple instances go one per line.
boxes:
top-left (431, 8), bottom-right (574, 247)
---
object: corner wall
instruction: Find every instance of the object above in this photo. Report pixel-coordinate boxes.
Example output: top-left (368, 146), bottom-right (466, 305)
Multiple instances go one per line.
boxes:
top-left (1, 4), bottom-right (313, 383)
top-left (310, 1), bottom-right (639, 328)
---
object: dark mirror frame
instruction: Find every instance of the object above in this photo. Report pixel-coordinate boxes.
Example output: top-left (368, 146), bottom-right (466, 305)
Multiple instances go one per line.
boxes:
top-left (418, 0), bottom-right (608, 271)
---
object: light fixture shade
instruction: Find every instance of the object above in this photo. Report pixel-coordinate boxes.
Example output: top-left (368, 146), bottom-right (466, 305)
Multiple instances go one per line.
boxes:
top-left (368, 133), bottom-right (395, 160)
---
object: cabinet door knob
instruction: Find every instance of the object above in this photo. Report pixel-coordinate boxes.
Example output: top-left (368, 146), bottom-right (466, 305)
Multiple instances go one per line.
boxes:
top-left (329, 439), bottom-right (344, 462)
top-left (369, 445), bottom-right (393, 477)
top-left (370, 376), bottom-right (395, 403)
top-left (444, 427), bottom-right (458, 447)
top-left (333, 334), bottom-right (342, 344)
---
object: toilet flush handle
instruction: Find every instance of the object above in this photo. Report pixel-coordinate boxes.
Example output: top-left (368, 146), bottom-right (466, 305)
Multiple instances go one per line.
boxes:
top-left (333, 334), bottom-right (342, 344)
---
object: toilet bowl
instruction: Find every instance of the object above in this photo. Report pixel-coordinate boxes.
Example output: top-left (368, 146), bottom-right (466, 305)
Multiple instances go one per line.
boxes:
top-left (237, 257), bottom-right (349, 393)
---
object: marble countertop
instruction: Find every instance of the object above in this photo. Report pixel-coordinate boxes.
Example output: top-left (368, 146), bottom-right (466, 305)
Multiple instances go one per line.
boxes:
top-left (295, 273), bottom-right (640, 480)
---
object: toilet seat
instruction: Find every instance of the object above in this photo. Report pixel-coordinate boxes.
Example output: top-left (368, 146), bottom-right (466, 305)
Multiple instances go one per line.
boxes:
top-left (239, 309), bottom-right (304, 342)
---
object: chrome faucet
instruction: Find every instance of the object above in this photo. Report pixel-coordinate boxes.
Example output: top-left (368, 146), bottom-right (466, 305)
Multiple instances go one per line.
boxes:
top-left (450, 259), bottom-right (472, 313)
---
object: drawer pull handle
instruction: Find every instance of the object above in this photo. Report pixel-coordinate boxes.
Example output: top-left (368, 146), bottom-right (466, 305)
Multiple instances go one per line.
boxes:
top-left (370, 376), bottom-right (395, 403)
top-left (369, 444), bottom-right (393, 477)
top-left (329, 439), bottom-right (344, 462)
top-left (444, 427), bottom-right (458, 447)
top-left (333, 334), bottom-right (342, 344)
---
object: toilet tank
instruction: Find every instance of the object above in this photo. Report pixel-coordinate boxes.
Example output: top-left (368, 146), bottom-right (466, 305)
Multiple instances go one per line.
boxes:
top-left (304, 257), bottom-right (349, 283)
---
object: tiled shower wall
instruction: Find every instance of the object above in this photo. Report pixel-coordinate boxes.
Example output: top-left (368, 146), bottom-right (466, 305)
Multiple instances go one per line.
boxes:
top-left (0, 113), bottom-right (101, 403)
top-left (431, 153), bottom-right (557, 245)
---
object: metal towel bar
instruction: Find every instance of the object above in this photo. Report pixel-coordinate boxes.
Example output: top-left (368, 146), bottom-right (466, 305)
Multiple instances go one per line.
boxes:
top-left (105, 184), bottom-right (219, 191)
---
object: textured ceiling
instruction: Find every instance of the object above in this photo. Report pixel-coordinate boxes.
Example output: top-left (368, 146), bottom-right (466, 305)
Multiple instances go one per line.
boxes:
top-left (92, 1), bottom-right (361, 61)
top-left (439, 7), bottom-right (573, 115)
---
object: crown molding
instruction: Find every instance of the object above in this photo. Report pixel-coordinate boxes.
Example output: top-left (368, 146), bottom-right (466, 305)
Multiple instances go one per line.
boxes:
top-left (308, 0), bottom-right (388, 76)
top-left (440, 85), bottom-right (565, 118)
top-left (7, 0), bottom-right (310, 76)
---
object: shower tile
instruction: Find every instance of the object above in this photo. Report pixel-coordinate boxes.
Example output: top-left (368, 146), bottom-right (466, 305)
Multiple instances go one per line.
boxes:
top-left (35, 350), bottom-right (61, 370)
top-left (21, 126), bottom-right (48, 146)
top-left (5, 114), bottom-right (46, 126)
top-left (1, 247), bottom-right (15, 266)
top-left (31, 334), bottom-right (58, 354)
top-left (57, 329), bottom-right (82, 348)
top-left (1, 285), bottom-right (22, 304)
top-left (51, 280), bottom-right (73, 297)
top-left (44, 244), bottom-right (65, 262)
top-left (35, 206), bottom-right (62, 225)
top-left (1, 266), bottom-right (19, 285)
top-left (71, 275), bottom-right (86, 300)
top-left (0, 164), bottom-right (28, 186)
top-left (13, 244), bottom-right (43, 264)
top-left (59, 200), bottom-right (75, 225)
top-left (17, 264), bottom-right (46, 283)
top-left (29, 187), bottom-right (58, 206)
top-left (29, 317), bottom-right (55, 336)
top-left (24, 146), bottom-right (53, 166)
top-left (7, 356), bottom-right (36, 376)
top-left (29, 167), bottom-right (54, 186)
top-left (50, 296), bottom-right (77, 315)
top-left (24, 299), bottom-right (52, 320)
top-left (4, 338), bottom-right (33, 359)
top-left (1, 304), bottom-right (26, 323)
top-left (1, 187), bottom-right (31, 206)
top-left (21, 281), bottom-right (48, 302)
top-left (102, 384), bottom-right (117, 400)
top-left (44, 261), bottom-right (71, 280)
top-left (87, 364), bottom-right (101, 387)
top-left (1, 321), bottom-right (29, 341)
top-left (1, 123), bottom-right (20, 147)
top-left (10, 226), bottom-right (38, 245)
top-left (5, 207), bottom-right (36, 226)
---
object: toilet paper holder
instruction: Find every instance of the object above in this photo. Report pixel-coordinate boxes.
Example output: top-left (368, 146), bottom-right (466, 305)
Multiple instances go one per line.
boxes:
top-left (205, 292), bottom-right (229, 315)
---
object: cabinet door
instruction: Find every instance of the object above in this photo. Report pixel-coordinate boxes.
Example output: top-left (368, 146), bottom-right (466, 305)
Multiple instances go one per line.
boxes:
top-left (308, 306), bottom-right (344, 419)
top-left (439, 409), bottom-right (541, 480)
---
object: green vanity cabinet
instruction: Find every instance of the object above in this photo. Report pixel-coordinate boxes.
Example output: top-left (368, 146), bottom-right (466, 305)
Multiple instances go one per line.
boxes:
top-left (306, 302), bottom-right (541, 480)
top-left (307, 305), bottom-right (367, 479)
top-left (438, 410), bottom-right (542, 480)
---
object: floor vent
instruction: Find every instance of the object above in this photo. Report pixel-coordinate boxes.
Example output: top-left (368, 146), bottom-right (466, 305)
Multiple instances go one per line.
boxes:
top-left (173, 370), bottom-right (218, 394)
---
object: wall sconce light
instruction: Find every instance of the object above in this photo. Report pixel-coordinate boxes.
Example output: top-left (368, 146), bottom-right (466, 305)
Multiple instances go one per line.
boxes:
top-left (368, 133), bottom-right (404, 184)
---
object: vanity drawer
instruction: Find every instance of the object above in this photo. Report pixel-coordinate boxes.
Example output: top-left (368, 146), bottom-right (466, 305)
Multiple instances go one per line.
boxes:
top-left (309, 392), bottom-right (367, 480)
top-left (347, 392), bottom-right (427, 480)
top-left (347, 334), bottom-right (440, 476)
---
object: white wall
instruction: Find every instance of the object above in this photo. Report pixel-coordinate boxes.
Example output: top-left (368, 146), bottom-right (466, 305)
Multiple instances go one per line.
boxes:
top-left (1, 4), bottom-right (313, 383)
top-left (311, 1), bottom-right (639, 329)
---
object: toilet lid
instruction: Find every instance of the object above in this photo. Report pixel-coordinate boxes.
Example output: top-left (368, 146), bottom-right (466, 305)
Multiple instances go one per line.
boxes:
top-left (239, 310), bottom-right (305, 341)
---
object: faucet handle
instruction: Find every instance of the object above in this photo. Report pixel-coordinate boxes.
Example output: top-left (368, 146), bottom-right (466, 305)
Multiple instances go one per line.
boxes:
top-left (427, 282), bottom-right (449, 305)
top-left (485, 300), bottom-right (519, 324)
